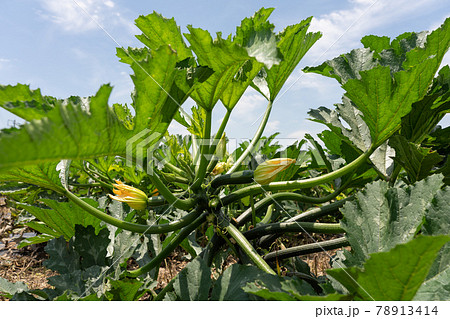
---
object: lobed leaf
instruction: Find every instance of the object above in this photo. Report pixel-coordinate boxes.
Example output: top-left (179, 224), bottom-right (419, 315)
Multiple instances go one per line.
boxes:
top-left (0, 85), bottom-right (131, 170)
top-left (328, 235), bottom-right (450, 300)
top-left (0, 162), bottom-right (64, 192)
top-left (338, 174), bottom-right (444, 267)
top-left (135, 11), bottom-right (193, 62)
top-left (0, 277), bottom-right (28, 299)
top-left (172, 257), bottom-right (211, 301)
top-left (253, 16), bottom-right (321, 101)
top-left (415, 187), bottom-right (450, 300)
top-left (184, 26), bottom-right (260, 110)
top-left (389, 135), bottom-right (443, 183)
top-left (306, 19), bottom-right (450, 145)
top-left (17, 198), bottom-right (103, 242)
top-left (400, 66), bottom-right (450, 143)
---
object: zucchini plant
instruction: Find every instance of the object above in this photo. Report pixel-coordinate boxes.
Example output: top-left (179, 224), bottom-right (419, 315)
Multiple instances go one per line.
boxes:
top-left (0, 8), bottom-right (449, 301)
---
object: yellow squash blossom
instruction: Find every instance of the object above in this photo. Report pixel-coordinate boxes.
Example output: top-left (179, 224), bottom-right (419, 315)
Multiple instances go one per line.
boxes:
top-left (212, 162), bottom-right (227, 175)
top-left (109, 180), bottom-right (148, 210)
top-left (254, 158), bottom-right (296, 185)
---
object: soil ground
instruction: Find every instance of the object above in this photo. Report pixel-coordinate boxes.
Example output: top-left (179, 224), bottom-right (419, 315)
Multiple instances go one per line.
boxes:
top-left (0, 196), bottom-right (346, 300)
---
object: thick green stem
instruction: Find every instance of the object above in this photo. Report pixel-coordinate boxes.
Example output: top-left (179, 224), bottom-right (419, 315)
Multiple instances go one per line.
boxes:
top-left (258, 198), bottom-right (349, 247)
top-left (160, 171), bottom-right (190, 184)
top-left (201, 232), bottom-right (223, 267)
top-left (235, 187), bottom-right (346, 226)
top-left (250, 196), bottom-right (256, 227)
top-left (163, 161), bottom-right (188, 179)
top-left (227, 101), bottom-right (273, 174)
top-left (153, 152), bottom-right (192, 180)
top-left (243, 222), bottom-right (344, 240)
top-left (154, 279), bottom-right (175, 301)
top-left (210, 170), bottom-right (254, 189)
top-left (389, 164), bottom-right (402, 187)
top-left (263, 236), bottom-right (349, 261)
top-left (215, 148), bottom-right (374, 208)
top-left (206, 109), bottom-right (232, 174)
top-left (226, 223), bottom-right (276, 275)
top-left (149, 172), bottom-right (196, 211)
top-left (126, 212), bottom-right (207, 278)
top-left (63, 189), bottom-right (200, 234)
top-left (192, 109), bottom-right (212, 190)
top-left (288, 198), bottom-right (349, 222)
top-left (83, 167), bottom-right (113, 190)
top-left (260, 204), bottom-right (274, 224)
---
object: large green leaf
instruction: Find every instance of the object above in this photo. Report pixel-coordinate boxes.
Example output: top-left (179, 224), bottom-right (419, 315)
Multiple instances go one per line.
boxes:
top-left (252, 16), bottom-right (321, 101)
top-left (210, 264), bottom-right (276, 300)
top-left (184, 27), bottom-right (261, 110)
top-left (414, 267), bottom-right (450, 301)
top-left (400, 66), bottom-right (450, 143)
top-left (130, 45), bottom-right (193, 133)
top-left (310, 96), bottom-right (371, 153)
top-left (328, 235), bottom-right (450, 301)
top-left (234, 8), bottom-right (279, 69)
top-left (43, 226), bottom-right (113, 298)
top-left (219, 8), bottom-right (280, 110)
top-left (0, 85), bottom-right (130, 170)
top-left (338, 174), bottom-right (444, 267)
top-left (172, 256), bottom-right (211, 301)
top-left (16, 198), bottom-right (103, 244)
top-left (415, 187), bottom-right (450, 300)
top-left (135, 12), bottom-right (193, 62)
top-left (44, 236), bottom-right (81, 274)
top-left (306, 19), bottom-right (450, 145)
top-left (0, 277), bottom-right (28, 299)
top-left (243, 276), bottom-right (318, 301)
top-left (0, 162), bottom-right (64, 192)
top-left (0, 84), bottom-right (54, 121)
top-left (105, 278), bottom-right (145, 301)
top-left (310, 97), bottom-right (395, 176)
top-left (0, 46), bottom-right (206, 171)
top-left (389, 135), bottom-right (443, 183)
top-left (72, 225), bottom-right (110, 268)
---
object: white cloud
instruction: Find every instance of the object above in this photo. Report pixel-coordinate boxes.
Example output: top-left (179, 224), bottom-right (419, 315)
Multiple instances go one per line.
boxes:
top-left (287, 129), bottom-right (308, 140)
top-left (104, 0), bottom-right (115, 8)
top-left (231, 92), bottom-right (267, 123)
top-left (307, 0), bottom-right (444, 63)
top-left (265, 120), bottom-right (280, 133)
top-left (281, 0), bottom-right (448, 98)
top-left (440, 52), bottom-right (450, 70)
top-left (283, 71), bottom-right (342, 95)
top-left (0, 58), bottom-right (10, 70)
top-left (168, 121), bottom-right (189, 136)
top-left (38, 0), bottom-right (134, 33)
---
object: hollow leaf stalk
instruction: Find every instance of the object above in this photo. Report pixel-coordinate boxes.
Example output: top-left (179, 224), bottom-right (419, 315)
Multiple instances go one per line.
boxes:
top-left (192, 109), bottom-right (212, 190)
top-left (215, 147), bottom-right (374, 208)
top-left (226, 223), bottom-right (276, 275)
top-left (126, 212), bottom-right (208, 277)
top-left (227, 101), bottom-right (273, 174)
top-left (63, 189), bottom-right (200, 234)
top-left (149, 171), bottom-right (197, 211)
top-left (206, 108), bottom-right (232, 174)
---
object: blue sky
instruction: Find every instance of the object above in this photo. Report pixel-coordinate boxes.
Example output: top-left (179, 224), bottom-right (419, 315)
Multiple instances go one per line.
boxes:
top-left (0, 0), bottom-right (449, 147)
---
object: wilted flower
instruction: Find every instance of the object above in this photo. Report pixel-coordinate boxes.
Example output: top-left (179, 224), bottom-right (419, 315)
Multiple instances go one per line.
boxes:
top-left (212, 156), bottom-right (234, 176)
top-left (109, 180), bottom-right (148, 210)
top-left (212, 161), bottom-right (227, 175)
top-left (254, 158), bottom-right (296, 185)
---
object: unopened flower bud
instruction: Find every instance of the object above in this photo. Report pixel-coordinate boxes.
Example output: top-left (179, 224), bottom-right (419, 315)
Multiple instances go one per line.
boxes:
top-left (212, 162), bottom-right (227, 175)
top-left (254, 158), bottom-right (296, 185)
